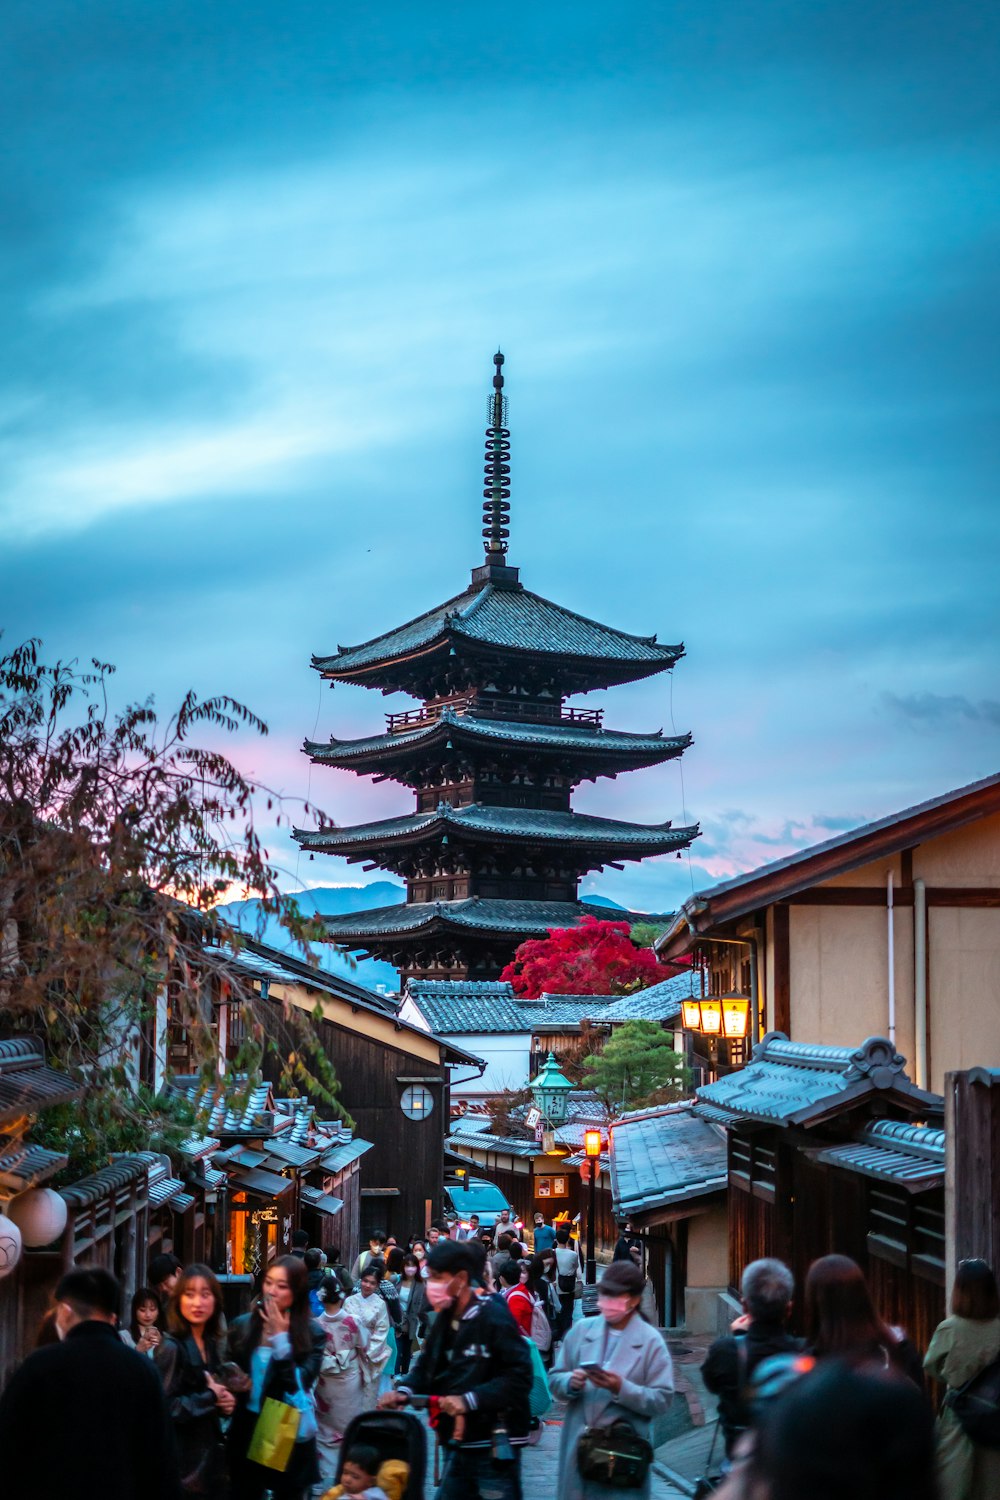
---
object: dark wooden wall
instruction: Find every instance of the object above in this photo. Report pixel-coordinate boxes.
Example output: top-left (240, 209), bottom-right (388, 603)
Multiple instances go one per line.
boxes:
top-left (264, 1016), bottom-right (449, 1254)
top-left (726, 1126), bottom-right (945, 1352)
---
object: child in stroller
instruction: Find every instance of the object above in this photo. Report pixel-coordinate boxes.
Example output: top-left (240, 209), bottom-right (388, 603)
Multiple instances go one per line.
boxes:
top-left (320, 1409), bottom-right (426, 1500)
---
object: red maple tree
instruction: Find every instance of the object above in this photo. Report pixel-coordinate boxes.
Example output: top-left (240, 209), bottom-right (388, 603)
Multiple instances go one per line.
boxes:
top-left (500, 916), bottom-right (675, 999)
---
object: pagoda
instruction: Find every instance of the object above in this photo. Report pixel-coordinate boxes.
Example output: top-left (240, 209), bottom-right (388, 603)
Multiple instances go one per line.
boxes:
top-left (295, 353), bottom-right (698, 981)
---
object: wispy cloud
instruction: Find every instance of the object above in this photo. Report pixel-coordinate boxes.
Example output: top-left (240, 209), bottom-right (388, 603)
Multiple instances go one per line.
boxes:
top-left (882, 692), bottom-right (1000, 727)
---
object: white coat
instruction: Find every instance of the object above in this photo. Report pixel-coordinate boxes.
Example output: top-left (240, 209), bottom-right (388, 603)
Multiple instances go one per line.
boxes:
top-left (550, 1311), bottom-right (673, 1500)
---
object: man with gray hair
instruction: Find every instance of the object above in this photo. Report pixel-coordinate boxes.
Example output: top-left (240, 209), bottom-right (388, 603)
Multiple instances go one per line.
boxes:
top-left (702, 1257), bottom-right (802, 1456)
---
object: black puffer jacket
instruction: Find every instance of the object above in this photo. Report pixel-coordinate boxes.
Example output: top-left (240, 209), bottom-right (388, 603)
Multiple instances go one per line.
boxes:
top-left (154, 1334), bottom-right (227, 1497)
top-left (400, 1293), bottom-right (532, 1448)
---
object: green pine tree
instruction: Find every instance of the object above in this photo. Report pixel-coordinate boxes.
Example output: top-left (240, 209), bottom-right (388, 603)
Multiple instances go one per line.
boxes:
top-left (581, 1020), bottom-right (689, 1113)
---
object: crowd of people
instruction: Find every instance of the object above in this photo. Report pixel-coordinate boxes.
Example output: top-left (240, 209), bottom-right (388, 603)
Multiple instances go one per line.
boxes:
top-left (701, 1252), bottom-right (1000, 1500)
top-left (0, 1210), bottom-right (585, 1500)
top-left (6, 1211), bottom-right (1000, 1500)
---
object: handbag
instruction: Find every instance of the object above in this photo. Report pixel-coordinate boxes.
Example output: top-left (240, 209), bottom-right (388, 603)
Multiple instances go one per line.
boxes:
top-left (577, 1419), bottom-right (654, 1490)
top-left (286, 1366), bottom-right (317, 1443)
top-left (247, 1398), bottom-right (301, 1472)
top-left (945, 1353), bottom-right (1000, 1448)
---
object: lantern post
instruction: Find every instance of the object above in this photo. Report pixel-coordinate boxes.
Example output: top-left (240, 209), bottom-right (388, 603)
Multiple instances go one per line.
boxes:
top-left (584, 1129), bottom-right (602, 1285)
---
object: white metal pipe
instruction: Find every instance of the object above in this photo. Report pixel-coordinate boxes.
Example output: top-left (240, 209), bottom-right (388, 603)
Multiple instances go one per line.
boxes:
top-left (914, 878), bottom-right (928, 1088)
top-left (887, 871), bottom-right (896, 1046)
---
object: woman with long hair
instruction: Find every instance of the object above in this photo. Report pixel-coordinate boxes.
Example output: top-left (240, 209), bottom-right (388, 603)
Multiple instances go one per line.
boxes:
top-left (154, 1264), bottom-right (233, 1498)
top-left (226, 1254), bottom-right (325, 1500)
top-left (925, 1257), bottom-right (1000, 1500)
top-left (343, 1264), bottom-right (392, 1411)
top-left (395, 1251), bottom-right (428, 1376)
top-left (119, 1285), bottom-right (163, 1356)
top-left (803, 1255), bottom-right (922, 1385)
top-left (529, 1251), bottom-right (561, 1361)
top-left (715, 1358), bottom-right (937, 1500)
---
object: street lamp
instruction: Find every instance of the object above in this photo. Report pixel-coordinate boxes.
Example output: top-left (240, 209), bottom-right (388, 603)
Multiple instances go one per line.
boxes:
top-left (584, 1128), bottom-right (602, 1286)
top-left (530, 1052), bottom-right (574, 1127)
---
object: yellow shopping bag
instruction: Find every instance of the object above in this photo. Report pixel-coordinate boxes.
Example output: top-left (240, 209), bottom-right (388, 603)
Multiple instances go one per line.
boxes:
top-left (247, 1396), bottom-right (301, 1472)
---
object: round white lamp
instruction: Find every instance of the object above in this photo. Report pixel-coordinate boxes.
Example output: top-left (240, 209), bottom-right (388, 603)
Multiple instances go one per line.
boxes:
top-left (0, 1213), bottom-right (23, 1277)
top-left (8, 1187), bottom-right (68, 1247)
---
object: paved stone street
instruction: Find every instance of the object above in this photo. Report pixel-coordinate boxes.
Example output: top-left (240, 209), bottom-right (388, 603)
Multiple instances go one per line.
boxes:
top-left (521, 1397), bottom-right (690, 1499)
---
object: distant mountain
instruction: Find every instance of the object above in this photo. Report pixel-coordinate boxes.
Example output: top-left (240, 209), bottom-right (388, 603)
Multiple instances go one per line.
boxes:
top-left (214, 882), bottom-right (405, 992)
top-left (215, 883), bottom-right (626, 994)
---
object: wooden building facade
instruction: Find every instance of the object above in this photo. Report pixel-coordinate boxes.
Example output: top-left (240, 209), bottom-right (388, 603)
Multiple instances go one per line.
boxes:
top-left (700, 1032), bottom-right (946, 1350)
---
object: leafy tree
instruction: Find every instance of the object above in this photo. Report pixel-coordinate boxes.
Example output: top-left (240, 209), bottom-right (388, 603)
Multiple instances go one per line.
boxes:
top-left (0, 638), bottom-right (347, 1180)
top-left (500, 915), bottom-right (674, 999)
top-left (627, 921), bottom-right (672, 949)
top-left (580, 1019), bottom-right (689, 1113)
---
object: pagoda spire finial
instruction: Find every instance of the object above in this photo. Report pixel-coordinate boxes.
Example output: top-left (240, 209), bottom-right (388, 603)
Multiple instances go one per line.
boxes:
top-left (482, 350), bottom-right (510, 558)
top-left (471, 351), bottom-right (520, 586)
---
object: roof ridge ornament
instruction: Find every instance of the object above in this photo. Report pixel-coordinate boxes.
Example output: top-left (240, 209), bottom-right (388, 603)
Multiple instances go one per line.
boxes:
top-left (471, 351), bottom-right (521, 588)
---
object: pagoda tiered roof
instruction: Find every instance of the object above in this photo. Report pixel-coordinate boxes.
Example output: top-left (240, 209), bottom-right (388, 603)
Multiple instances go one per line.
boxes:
top-left (313, 578), bottom-right (684, 694)
top-left (298, 351), bottom-right (698, 980)
top-left (321, 896), bottom-right (668, 944)
top-left (295, 802), bottom-right (697, 868)
top-left (305, 710), bottom-right (691, 780)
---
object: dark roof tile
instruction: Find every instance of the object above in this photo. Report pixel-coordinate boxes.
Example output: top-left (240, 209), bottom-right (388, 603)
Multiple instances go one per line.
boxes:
top-left (315, 582), bottom-right (682, 679)
top-left (610, 1104), bottom-right (728, 1218)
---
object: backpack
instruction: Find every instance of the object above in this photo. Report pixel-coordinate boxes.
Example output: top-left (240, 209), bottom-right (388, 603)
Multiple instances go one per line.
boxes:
top-left (946, 1353), bottom-right (1000, 1447)
top-left (308, 1287), bottom-right (324, 1318)
top-left (529, 1294), bottom-right (552, 1353)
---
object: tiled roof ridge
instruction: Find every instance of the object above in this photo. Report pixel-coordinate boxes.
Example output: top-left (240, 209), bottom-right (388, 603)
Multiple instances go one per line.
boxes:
top-left (0, 1036), bottom-right (46, 1068)
top-left (322, 583), bottom-right (477, 662)
top-left (862, 1118), bottom-right (945, 1157)
top-left (454, 582), bottom-right (665, 651)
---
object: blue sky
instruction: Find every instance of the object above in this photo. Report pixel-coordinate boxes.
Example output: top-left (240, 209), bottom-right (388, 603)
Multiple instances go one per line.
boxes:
top-left (3, 1), bottom-right (999, 914)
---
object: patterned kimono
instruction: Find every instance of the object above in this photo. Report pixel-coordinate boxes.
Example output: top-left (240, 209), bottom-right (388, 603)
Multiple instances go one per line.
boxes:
top-left (315, 1307), bottom-right (368, 1478)
top-left (343, 1290), bottom-right (392, 1411)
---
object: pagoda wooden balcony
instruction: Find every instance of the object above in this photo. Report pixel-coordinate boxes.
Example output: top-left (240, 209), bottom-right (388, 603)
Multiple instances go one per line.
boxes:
top-left (385, 699), bottom-right (605, 734)
top-left (386, 694), bottom-right (475, 733)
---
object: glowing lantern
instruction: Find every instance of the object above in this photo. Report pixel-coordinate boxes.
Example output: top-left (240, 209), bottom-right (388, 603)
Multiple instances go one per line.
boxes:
top-left (699, 999), bottom-right (723, 1036)
top-left (681, 997), bottom-right (703, 1030)
top-left (722, 996), bottom-right (751, 1039)
top-left (9, 1187), bottom-right (68, 1247)
top-left (584, 1129), bottom-right (602, 1158)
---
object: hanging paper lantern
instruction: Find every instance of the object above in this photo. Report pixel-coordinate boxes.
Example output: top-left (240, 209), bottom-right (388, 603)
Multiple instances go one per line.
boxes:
top-left (8, 1187), bottom-right (68, 1247)
top-left (0, 1214), bottom-right (22, 1278)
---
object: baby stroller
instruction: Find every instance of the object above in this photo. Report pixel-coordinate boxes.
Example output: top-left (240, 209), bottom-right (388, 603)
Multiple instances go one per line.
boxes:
top-left (332, 1409), bottom-right (427, 1500)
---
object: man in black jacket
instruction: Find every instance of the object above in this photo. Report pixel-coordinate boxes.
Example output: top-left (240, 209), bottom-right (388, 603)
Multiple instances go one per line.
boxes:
top-left (701, 1257), bottom-right (803, 1456)
top-left (0, 1265), bottom-right (181, 1500)
top-left (380, 1240), bottom-right (532, 1500)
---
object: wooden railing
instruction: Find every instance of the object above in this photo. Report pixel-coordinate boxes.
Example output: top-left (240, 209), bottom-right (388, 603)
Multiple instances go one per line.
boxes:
top-left (385, 699), bottom-right (604, 735)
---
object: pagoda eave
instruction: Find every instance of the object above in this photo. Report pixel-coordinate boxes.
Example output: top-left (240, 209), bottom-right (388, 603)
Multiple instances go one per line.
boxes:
top-left (321, 897), bottom-right (673, 944)
top-left (293, 810), bottom-right (699, 865)
top-left (303, 721), bottom-right (692, 779)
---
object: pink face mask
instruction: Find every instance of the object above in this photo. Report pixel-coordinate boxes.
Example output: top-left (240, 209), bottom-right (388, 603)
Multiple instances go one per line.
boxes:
top-left (596, 1294), bottom-right (632, 1323)
top-left (404, 1265), bottom-right (418, 1276)
top-left (424, 1277), bottom-right (456, 1312)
